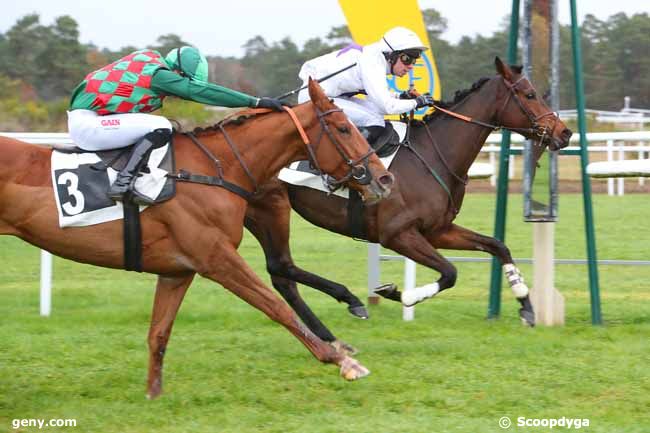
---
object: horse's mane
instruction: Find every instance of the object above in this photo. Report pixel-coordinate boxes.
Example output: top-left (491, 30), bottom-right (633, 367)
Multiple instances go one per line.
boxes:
top-left (188, 110), bottom-right (261, 136)
top-left (420, 76), bottom-right (491, 124)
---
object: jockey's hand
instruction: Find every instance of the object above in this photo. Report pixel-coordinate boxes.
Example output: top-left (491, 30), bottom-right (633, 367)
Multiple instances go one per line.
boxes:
top-left (399, 88), bottom-right (421, 99)
top-left (415, 93), bottom-right (435, 109)
top-left (256, 97), bottom-right (289, 112)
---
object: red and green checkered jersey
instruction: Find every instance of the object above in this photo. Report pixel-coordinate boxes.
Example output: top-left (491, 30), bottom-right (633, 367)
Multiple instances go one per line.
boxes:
top-left (70, 50), bottom-right (170, 115)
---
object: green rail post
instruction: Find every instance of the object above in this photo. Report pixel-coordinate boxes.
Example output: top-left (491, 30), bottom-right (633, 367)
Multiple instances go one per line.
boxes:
top-left (488, 0), bottom-right (520, 319)
top-left (570, 0), bottom-right (602, 325)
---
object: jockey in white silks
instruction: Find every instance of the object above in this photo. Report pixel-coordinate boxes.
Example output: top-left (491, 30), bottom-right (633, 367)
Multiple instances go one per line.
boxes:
top-left (297, 26), bottom-right (436, 144)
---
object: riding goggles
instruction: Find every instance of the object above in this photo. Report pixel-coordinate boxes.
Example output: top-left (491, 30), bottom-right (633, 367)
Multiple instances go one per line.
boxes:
top-left (398, 52), bottom-right (419, 66)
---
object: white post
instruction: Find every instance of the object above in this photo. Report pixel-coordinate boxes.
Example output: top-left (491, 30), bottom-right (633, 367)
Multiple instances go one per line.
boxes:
top-left (639, 141), bottom-right (645, 186)
top-left (402, 258), bottom-right (416, 321)
top-left (617, 143), bottom-right (625, 196)
top-left (508, 155), bottom-right (515, 179)
top-left (40, 250), bottom-right (52, 317)
top-left (489, 150), bottom-right (496, 186)
top-left (607, 139), bottom-right (614, 196)
top-left (367, 243), bottom-right (381, 304)
top-left (530, 223), bottom-right (564, 325)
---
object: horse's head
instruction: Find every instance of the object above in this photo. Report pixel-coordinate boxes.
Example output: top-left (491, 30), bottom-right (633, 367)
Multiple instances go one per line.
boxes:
top-left (494, 56), bottom-right (572, 164)
top-left (305, 78), bottom-right (394, 202)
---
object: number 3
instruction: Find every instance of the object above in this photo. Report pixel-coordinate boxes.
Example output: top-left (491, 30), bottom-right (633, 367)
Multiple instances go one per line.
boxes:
top-left (57, 172), bottom-right (85, 215)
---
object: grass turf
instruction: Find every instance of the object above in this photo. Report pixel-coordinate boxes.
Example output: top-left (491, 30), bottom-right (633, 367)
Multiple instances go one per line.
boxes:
top-left (1, 193), bottom-right (648, 433)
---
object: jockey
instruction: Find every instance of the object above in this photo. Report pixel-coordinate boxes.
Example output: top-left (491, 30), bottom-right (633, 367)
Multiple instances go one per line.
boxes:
top-left (297, 26), bottom-right (435, 145)
top-left (68, 46), bottom-right (287, 202)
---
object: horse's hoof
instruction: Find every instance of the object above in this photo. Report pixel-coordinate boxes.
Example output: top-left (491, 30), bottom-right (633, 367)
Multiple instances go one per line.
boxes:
top-left (146, 380), bottom-right (162, 399)
top-left (330, 339), bottom-right (359, 356)
top-left (339, 356), bottom-right (370, 381)
top-left (517, 296), bottom-right (536, 327)
top-left (348, 305), bottom-right (369, 319)
top-left (519, 308), bottom-right (536, 327)
top-left (374, 283), bottom-right (401, 302)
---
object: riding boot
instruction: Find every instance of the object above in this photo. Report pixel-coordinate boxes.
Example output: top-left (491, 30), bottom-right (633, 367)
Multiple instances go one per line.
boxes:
top-left (107, 129), bottom-right (171, 202)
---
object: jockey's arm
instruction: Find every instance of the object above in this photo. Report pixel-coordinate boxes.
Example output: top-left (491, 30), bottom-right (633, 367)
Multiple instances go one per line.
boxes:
top-left (358, 52), bottom-right (417, 115)
top-left (151, 69), bottom-right (259, 108)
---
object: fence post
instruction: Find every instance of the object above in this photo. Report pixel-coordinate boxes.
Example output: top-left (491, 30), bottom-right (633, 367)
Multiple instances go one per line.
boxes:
top-left (402, 259), bottom-right (416, 321)
top-left (367, 243), bottom-right (381, 304)
top-left (618, 143), bottom-right (625, 196)
top-left (607, 139), bottom-right (614, 196)
top-left (40, 250), bottom-right (52, 317)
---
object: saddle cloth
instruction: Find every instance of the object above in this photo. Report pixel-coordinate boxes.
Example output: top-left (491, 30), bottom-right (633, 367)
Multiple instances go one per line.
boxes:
top-left (278, 121), bottom-right (406, 198)
top-left (51, 144), bottom-right (172, 228)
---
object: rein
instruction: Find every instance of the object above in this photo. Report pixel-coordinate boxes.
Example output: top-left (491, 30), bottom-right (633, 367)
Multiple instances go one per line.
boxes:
top-left (406, 75), bottom-right (558, 214)
top-left (430, 76), bottom-right (558, 139)
top-left (169, 105), bottom-right (376, 200)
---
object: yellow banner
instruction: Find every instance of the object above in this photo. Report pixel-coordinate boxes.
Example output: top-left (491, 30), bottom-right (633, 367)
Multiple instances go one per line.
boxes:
top-left (338, 0), bottom-right (441, 108)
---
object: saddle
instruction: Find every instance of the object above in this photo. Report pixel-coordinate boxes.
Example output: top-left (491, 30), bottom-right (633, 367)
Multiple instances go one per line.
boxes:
top-left (55, 142), bottom-right (176, 205)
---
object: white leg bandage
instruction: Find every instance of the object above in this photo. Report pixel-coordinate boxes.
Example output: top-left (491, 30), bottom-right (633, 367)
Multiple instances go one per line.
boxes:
top-left (401, 283), bottom-right (440, 307)
top-left (503, 264), bottom-right (529, 298)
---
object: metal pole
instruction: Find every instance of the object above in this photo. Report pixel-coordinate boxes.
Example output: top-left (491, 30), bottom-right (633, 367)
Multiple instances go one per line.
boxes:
top-left (570, 0), bottom-right (602, 325)
top-left (488, 0), bottom-right (520, 319)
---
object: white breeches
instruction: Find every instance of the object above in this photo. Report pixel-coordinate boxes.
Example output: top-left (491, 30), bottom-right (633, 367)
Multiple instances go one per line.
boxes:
top-left (298, 89), bottom-right (385, 128)
top-left (67, 109), bottom-right (172, 151)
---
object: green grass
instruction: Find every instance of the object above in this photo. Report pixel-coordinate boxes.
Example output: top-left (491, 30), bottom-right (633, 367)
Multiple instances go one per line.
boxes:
top-left (1, 194), bottom-right (649, 433)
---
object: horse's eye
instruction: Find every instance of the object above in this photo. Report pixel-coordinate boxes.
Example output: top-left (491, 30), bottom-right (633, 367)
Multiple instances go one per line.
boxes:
top-left (526, 93), bottom-right (536, 100)
top-left (337, 126), bottom-right (351, 134)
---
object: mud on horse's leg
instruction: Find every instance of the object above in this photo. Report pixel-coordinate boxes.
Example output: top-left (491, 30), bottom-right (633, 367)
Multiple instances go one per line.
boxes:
top-left (147, 273), bottom-right (195, 399)
top-left (201, 245), bottom-right (370, 380)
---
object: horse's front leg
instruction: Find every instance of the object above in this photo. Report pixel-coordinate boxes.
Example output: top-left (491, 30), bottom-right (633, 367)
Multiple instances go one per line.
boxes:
top-left (378, 227), bottom-right (458, 307)
top-left (147, 273), bottom-right (195, 399)
top-left (199, 244), bottom-right (369, 380)
top-left (245, 185), bottom-right (367, 320)
top-left (427, 223), bottom-right (534, 326)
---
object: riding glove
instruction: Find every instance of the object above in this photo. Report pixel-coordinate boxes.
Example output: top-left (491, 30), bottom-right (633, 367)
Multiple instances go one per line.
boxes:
top-left (256, 97), bottom-right (289, 111)
top-left (415, 94), bottom-right (435, 109)
top-left (399, 89), bottom-right (421, 99)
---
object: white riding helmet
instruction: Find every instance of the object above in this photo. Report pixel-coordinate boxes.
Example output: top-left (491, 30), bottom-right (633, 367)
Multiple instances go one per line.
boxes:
top-left (381, 26), bottom-right (428, 53)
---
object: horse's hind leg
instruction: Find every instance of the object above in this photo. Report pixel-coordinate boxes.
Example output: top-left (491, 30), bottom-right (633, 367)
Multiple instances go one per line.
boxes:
top-left (200, 245), bottom-right (369, 380)
top-left (147, 273), bottom-right (195, 399)
top-left (427, 223), bottom-right (534, 326)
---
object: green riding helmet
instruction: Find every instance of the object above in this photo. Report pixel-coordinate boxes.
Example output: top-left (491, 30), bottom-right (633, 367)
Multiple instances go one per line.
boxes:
top-left (165, 46), bottom-right (209, 82)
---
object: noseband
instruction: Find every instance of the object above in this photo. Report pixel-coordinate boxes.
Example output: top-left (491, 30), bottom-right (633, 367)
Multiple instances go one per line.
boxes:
top-left (299, 107), bottom-right (376, 191)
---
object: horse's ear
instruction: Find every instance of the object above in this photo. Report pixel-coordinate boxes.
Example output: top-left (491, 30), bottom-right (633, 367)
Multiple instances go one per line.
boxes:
top-left (308, 77), bottom-right (330, 111)
top-left (495, 56), bottom-right (513, 81)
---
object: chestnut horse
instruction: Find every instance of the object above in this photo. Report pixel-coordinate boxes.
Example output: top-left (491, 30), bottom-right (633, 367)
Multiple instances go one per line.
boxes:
top-left (244, 58), bottom-right (572, 349)
top-left (0, 79), bottom-right (394, 398)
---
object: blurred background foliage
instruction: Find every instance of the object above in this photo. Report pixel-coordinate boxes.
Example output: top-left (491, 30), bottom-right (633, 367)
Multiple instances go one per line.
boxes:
top-left (0, 9), bottom-right (648, 131)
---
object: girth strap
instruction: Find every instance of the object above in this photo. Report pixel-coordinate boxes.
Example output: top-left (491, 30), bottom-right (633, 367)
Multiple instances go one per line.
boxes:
top-left (169, 169), bottom-right (252, 201)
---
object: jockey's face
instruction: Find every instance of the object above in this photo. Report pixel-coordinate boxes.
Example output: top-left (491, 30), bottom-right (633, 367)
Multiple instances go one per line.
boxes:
top-left (391, 54), bottom-right (416, 77)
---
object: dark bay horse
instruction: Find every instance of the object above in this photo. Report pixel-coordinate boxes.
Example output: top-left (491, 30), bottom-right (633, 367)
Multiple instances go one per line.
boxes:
top-left (0, 79), bottom-right (395, 398)
top-left (244, 58), bottom-right (572, 350)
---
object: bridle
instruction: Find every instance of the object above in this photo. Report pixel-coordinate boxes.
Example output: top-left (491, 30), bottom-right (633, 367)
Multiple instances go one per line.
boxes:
top-left (171, 105), bottom-right (376, 201)
top-left (431, 75), bottom-right (559, 146)
top-left (295, 106), bottom-right (376, 191)
top-left (406, 74), bottom-right (559, 215)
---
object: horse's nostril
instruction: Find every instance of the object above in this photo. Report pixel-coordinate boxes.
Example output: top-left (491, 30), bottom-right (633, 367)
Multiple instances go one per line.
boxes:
top-left (379, 173), bottom-right (394, 187)
top-left (562, 128), bottom-right (573, 139)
